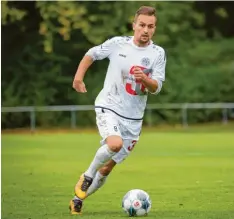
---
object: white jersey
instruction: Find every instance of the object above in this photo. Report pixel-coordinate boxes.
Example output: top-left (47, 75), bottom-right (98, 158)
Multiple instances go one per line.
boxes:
top-left (86, 36), bottom-right (166, 120)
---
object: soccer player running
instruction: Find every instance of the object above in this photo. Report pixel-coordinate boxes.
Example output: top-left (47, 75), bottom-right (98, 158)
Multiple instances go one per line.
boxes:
top-left (70, 6), bottom-right (166, 214)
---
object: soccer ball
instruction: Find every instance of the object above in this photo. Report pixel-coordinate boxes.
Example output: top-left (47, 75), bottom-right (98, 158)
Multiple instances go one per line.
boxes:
top-left (122, 189), bottom-right (152, 217)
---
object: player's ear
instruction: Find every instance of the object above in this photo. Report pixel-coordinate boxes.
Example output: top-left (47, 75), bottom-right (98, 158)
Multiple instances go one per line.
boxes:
top-left (132, 22), bottom-right (135, 31)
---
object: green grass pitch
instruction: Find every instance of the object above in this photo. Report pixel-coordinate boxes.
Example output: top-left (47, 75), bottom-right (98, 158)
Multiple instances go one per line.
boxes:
top-left (1, 128), bottom-right (234, 219)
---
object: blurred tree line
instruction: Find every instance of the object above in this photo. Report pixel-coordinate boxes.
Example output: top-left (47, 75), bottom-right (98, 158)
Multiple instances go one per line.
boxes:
top-left (1, 1), bottom-right (234, 128)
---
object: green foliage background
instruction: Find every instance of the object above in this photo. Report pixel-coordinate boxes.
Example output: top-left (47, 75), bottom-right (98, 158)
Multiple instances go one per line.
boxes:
top-left (2, 1), bottom-right (234, 128)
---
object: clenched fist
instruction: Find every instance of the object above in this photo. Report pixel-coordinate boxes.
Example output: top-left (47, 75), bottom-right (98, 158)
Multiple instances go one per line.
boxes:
top-left (133, 66), bottom-right (147, 83)
top-left (73, 79), bottom-right (87, 93)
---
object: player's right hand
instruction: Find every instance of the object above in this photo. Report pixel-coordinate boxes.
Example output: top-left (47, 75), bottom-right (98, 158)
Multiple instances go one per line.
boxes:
top-left (73, 79), bottom-right (87, 93)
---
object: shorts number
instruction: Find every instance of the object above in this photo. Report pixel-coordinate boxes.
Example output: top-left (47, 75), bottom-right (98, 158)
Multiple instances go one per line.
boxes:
top-left (127, 140), bottom-right (137, 151)
top-left (125, 66), bottom-right (148, 95)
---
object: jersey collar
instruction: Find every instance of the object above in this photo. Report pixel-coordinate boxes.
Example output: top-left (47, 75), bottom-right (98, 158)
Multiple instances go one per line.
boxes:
top-left (130, 36), bottom-right (153, 50)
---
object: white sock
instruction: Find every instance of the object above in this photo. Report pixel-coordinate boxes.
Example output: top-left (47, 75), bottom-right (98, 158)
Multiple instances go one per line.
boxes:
top-left (87, 171), bottom-right (108, 197)
top-left (84, 144), bottom-right (115, 178)
top-left (73, 196), bottom-right (83, 202)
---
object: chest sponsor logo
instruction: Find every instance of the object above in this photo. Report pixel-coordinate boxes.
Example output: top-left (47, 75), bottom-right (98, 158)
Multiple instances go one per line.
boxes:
top-left (119, 54), bottom-right (127, 58)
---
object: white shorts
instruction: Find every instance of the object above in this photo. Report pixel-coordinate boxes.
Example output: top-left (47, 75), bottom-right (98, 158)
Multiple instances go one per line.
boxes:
top-left (95, 108), bottom-right (142, 164)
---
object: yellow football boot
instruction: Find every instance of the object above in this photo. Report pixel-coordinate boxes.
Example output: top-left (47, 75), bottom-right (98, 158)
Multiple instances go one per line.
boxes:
top-left (69, 199), bottom-right (83, 215)
top-left (75, 174), bottom-right (93, 200)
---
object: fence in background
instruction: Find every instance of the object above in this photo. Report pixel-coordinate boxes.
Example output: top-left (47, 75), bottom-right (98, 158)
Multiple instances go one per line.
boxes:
top-left (2, 103), bottom-right (234, 131)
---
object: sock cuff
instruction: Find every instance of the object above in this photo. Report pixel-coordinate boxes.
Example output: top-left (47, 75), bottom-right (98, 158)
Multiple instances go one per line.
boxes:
top-left (104, 144), bottom-right (116, 155)
top-left (97, 171), bottom-right (107, 179)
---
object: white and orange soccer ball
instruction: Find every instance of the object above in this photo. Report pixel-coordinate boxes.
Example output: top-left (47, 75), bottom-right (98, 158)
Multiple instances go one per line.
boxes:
top-left (122, 189), bottom-right (152, 217)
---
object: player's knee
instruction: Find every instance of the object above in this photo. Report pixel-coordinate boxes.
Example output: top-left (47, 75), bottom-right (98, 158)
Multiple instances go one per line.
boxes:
top-left (106, 136), bottom-right (123, 152)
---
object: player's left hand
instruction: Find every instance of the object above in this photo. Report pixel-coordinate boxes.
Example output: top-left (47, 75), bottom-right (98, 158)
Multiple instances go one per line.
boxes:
top-left (133, 66), bottom-right (146, 83)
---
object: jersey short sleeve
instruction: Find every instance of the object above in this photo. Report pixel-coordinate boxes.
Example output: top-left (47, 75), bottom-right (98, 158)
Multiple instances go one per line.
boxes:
top-left (85, 37), bottom-right (123, 61)
top-left (150, 48), bottom-right (166, 94)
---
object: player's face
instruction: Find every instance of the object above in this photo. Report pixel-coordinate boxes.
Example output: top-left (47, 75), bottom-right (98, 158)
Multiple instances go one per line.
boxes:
top-left (133, 14), bottom-right (156, 46)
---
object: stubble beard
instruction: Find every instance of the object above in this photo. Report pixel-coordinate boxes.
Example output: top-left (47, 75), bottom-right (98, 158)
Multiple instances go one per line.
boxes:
top-left (139, 37), bottom-right (150, 47)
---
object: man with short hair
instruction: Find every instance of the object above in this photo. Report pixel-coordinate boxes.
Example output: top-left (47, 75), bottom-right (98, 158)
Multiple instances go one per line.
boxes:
top-left (69, 5), bottom-right (166, 214)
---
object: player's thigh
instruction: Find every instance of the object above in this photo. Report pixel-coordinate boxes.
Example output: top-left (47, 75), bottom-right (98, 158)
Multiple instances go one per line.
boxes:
top-left (112, 138), bottom-right (139, 164)
top-left (112, 118), bottom-right (142, 160)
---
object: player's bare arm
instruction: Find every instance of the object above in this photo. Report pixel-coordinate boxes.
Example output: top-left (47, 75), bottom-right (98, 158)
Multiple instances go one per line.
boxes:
top-left (73, 55), bottom-right (94, 93)
top-left (133, 66), bottom-right (158, 93)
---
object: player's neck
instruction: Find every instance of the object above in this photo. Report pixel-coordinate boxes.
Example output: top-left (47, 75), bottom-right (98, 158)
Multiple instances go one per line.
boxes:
top-left (133, 38), bottom-right (150, 47)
